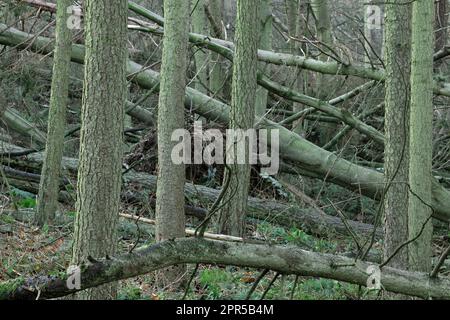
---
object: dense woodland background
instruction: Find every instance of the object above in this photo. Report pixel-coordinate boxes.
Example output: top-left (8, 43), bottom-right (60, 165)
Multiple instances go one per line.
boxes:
top-left (0, 0), bottom-right (449, 300)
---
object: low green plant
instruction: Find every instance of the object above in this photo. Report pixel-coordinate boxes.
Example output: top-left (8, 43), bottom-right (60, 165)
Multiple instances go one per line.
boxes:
top-left (199, 268), bottom-right (231, 299)
top-left (16, 197), bottom-right (36, 209)
top-left (118, 285), bottom-right (142, 300)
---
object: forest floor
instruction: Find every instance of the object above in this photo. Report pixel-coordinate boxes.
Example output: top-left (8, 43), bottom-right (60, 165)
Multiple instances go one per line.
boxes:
top-left (0, 197), bottom-right (372, 300)
top-left (0, 191), bottom-right (449, 300)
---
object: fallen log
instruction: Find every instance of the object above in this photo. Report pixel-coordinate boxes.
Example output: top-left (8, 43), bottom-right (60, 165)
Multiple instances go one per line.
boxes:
top-left (1, 237), bottom-right (449, 300)
top-left (18, 0), bottom-right (56, 13)
top-left (124, 170), bottom-right (382, 239)
top-left (0, 142), bottom-right (382, 239)
top-left (127, 2), bottom-right (450, 98)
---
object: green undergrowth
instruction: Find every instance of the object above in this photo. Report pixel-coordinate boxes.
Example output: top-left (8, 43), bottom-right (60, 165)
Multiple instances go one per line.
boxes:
top-left (0, 208), bottom-right (378, 300)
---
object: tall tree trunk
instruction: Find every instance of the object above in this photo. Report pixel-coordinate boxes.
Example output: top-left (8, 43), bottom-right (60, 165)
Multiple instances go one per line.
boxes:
top-left (255, 0), bottom-right (272, 118)
top-left (286, 0), bottom-right (298, 36)
top-left (435, 0), bottom-right (447, 52)
top-left (71, 0), bottom-right (128, 299)
top-left (218, 0), bottom-right (258, 237)
top-left (310, 0), bottom-right (332, 99)
top-left (191, 0), bottom-right (209, 95)
top-left (310, 0), bottom-right (334, 144)
top-left (155, 0), bottom-right (190, 285)
top-left (364, 0), bottom-right (384, 67)
top-left (408, 0), bottom-right (435, 273)
top-left (286, 0), bottom-right (307, 135)
top-left (35, 0), bottom-right (72, 226)
top-left (383, 0), bottom-right (411, 271)
top-left (207, 0), bottom-right (226, 99)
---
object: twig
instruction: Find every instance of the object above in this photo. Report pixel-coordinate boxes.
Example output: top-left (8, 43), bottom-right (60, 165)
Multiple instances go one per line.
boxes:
top-left (260, 272), bottom-right (280, 300)
top-left (328, 199), bottom-right (362, 251)
top-left (119, 213), bottom-right (243, 242)
top-left (278, 177), bottom-right (326, 215)
top-left (195, 163), bottom-right (232, 237)
top-left (182, 263), bottom-right (199, 299)
top-left (290, 275), bottom-right (299, 300)
top-left (245, 269), bottom-right (269, 300)
top-left (430, 245), bottom-right (450, 278)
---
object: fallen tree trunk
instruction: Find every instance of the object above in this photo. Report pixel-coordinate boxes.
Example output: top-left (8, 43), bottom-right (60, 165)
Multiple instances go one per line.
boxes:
top-left (33, 67), bottom-right (155, 126)
top-left (1, 237), bottom-right (449, 300)
top-left (127, 2), bottom-right (450, 98)
top-left (0, 142), bottom-right (382, 239)
top-left (1, 24), bottom-right (449, 222)
top-left (18, 0), bottom-right (450, 98)
top-left (18, 0), bottom-right (56, 13)
top-left (124, 170), bottom-right (382, 239)
top-left (2, 107), bottom-right (46, 146)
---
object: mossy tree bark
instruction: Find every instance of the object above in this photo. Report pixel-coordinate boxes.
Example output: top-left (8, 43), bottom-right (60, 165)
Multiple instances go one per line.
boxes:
top-left (192, 0), bottom-right (227, 99)
top-left (255, 0), bottom-right (272, 118)
top-left (208, 0), bottom-right (226, 99)
top-left (34, 0), bottom-right (72, 226)
top-left (434, 0), bottom-right (448, 70)
top-left (71, 0), bottom-right (128, 299)
top-left (286, 0), bottom-right (307, 134)
top-left (218, 0), bottom-right (258, 237)
top-left (155, 0), bottom-right (190, 285)
top-left (383, 0), bottom-right (411, 270)
top-left (408, 0), bottom-right (435, 272)
top-left (191, 0), bottom-right (209, 95)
